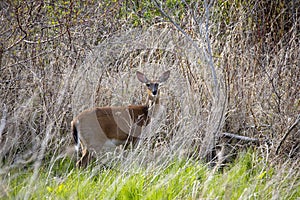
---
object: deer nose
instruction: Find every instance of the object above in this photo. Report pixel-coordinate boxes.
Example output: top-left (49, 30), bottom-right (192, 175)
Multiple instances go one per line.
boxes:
top-left (152, 90), bottom-right (157, 95)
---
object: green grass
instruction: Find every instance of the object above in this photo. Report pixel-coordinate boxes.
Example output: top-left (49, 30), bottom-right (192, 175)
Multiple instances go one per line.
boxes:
top-left (3, 151), bottom-right (299, 200)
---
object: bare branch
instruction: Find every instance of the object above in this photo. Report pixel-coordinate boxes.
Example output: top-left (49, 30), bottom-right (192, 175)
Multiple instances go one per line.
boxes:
top-left (220, 132), bottom-right (259, 144)
top-left (276, 115), bottom-right (300, 155)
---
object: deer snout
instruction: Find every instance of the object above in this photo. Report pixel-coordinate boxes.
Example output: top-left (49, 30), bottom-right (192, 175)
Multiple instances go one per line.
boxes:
top-left (152, 89), bottom-right (158, 96)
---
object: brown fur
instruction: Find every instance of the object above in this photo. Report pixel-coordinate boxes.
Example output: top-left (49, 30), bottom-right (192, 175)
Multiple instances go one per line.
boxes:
top-left (72, 105), bottom-right (150, 167)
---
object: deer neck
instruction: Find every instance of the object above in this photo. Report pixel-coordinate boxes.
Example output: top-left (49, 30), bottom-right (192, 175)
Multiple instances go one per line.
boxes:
top-left (146, 91), bottom-right (160, 116)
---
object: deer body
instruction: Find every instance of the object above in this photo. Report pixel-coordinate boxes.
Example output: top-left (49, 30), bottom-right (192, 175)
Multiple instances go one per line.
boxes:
top-left (72, 71), bottom-right (170, 167)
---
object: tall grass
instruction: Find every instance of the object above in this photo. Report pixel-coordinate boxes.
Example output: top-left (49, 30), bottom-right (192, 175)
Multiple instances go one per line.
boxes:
top-left (0, 0), bottom-right (299, 199)
top-left (4, 151), bottom-right (299, 199)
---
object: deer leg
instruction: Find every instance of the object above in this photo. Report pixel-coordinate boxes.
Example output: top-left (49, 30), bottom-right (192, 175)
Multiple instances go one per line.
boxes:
top-left (76, 147), bottom-right (91, 168)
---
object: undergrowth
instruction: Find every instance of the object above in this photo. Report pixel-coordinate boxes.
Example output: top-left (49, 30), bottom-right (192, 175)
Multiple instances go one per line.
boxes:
top-left (4, 151), bottom-right (299, 200)
top-left (0, 1), bottom-right (299, 199)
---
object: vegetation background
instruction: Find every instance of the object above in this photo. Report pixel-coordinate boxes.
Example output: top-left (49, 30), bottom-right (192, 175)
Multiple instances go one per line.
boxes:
top-left (0, 0), bottom-right (299, 199)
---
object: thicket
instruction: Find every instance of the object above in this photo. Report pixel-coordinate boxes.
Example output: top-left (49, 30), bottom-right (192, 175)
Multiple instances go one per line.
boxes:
top-left (0, 0), bottom-right (299, 198)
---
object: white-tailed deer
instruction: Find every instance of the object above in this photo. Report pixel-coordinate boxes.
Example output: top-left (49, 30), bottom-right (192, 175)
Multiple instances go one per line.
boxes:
top-left (71, 70), bottom-right (170, 167)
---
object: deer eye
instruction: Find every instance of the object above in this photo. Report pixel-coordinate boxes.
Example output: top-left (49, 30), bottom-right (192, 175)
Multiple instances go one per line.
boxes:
top-left (146, 83), bottom-right (150, 87)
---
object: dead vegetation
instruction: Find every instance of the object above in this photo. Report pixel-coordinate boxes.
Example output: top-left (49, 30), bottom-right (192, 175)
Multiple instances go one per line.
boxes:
top-left (0, 0), bottom-right (299, 174)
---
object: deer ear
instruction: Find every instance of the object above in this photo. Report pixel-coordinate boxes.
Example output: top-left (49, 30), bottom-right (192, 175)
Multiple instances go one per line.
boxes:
top-left (136, 71), bottom-right (149, 83)
top-left (159, 71), bottom-right (170, 83)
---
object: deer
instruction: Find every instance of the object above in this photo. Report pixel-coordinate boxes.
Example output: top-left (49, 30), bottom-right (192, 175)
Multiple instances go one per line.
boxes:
top-left (71, 70), bottom-right (170, 167)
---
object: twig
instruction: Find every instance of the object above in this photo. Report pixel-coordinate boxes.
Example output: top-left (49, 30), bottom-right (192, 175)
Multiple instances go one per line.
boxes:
top-left (275, 115), bottom-right (300, 155)
top-left (220, 132), bottom-right (259, 144)
top-left (4, 4), bottom-right (28, 52)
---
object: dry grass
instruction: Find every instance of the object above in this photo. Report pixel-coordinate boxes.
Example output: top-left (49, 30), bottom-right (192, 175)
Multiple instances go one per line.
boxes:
top-left (0, 0), bottom-right (299, 198)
